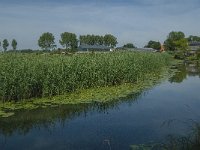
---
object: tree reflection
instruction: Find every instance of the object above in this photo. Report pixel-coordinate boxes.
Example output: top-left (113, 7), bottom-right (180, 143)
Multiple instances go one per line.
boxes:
top-left (0, 91), bottom-right (143, 137)
top-left (169, 61), bottom-right (200, 83)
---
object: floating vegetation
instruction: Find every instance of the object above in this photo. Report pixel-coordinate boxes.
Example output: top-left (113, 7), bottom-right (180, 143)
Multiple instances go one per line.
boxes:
top-left (0, 65), bottom-right (171, 118)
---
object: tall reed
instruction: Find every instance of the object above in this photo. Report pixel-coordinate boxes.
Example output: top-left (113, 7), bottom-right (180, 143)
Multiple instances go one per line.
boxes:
top-left (0, 52), bottom-right (171, 102)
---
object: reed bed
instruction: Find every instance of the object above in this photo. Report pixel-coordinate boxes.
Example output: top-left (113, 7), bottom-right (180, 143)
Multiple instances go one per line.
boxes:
top-left (0, 51), bottom-right (170, 102)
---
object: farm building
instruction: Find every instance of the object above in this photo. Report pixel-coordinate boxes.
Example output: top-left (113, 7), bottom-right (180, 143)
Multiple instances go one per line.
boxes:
top-left (122, 47), bottom-right (157, 52)
top-left (78, 44), bottom-right (113, 52)
top-left (189, 41), bottom-right (200, 51)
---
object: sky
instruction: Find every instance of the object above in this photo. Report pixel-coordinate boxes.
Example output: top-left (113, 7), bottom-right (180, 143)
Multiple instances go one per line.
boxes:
top-left (0, 0), bottom-right (200, 49)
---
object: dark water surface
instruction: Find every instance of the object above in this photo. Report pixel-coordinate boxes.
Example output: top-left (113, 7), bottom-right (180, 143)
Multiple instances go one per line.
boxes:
top-left (1, 62), bottom-right (200, 150)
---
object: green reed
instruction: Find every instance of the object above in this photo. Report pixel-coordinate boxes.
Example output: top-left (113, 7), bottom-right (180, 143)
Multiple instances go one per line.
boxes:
top-left (0, 51), bottom-right (171, 102)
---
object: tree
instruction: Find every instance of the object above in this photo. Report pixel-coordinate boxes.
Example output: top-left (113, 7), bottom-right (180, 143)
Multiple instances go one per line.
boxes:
top-left (79, 34), bottom-right (117, 47)
top-left (38, 32), bottom-right (55, 50)
top-left (168, 31), bottom-right (185, 41)
top-left (144, 41), bottom-right (161, 50)
top-left (79, 35), bottom-right (104, 45)
top-left (164, 31), bottom-right (188, 51)
top-left (123, 43), bottom-right (136, 48)
top-left (187, 35), bottom-right (200, 42)
top-left (3, 39), bottom-right (9, 51)
top-left (104, 34), bottom-right (118, 47)
top-left (59, 32), bottom-right (78, 51)
top-left (174, 38), bottom-right (188, 51)
top-left (11, 39), bottom-right (17, 50)
top-left (0, 41), bottom-right (1, 51)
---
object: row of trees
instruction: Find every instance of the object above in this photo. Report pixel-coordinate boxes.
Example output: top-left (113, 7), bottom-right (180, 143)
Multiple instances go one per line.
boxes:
top-left (122, 31), bottom-right (199, 52)
top-left (1, 31), bottom-right (198, 52)
top-left (0, 39), bottom-right (17, 51)
top-left (122, 41), bottom-right (161, 50)
top-left (38, 32), bottom-right (118, 51)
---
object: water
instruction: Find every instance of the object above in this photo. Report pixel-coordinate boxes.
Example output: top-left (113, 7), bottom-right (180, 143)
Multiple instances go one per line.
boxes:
top-left (0, 62), bottom-right (200, 150)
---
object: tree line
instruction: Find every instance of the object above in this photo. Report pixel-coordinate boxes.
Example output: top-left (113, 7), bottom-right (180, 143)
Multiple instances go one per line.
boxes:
top-left (123, 31), bottom-right (200, 51)
top-left (38, 32), bottom-right (118, 51)
top-left (0, 39), bottom-right (17, 51)
top-left (1, 31), bottom-right (199, 53)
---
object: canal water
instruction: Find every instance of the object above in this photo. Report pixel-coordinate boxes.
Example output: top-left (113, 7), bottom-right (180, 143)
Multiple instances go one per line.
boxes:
top-left (0, 62), bottom-right (200, 150)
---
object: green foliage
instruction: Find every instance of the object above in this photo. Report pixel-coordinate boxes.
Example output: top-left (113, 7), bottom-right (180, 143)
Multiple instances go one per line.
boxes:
top-left (168, 31), bottom-right (185, 41)
top-left (0, 52), bottom-right (170, 102)
top-left (11, 39), bottom-right (17, 50)
top-left (79, 35), bottom-right (104, 46)
top-left (164, 31), bottom-right (188, 51)
top-left (3, 39), bottom-right (9, 51)
top-left (197, 50), bottom-right (200, 60)
top-left (59, 32), bottom-right (78, 51)
top-left (174, 38), bottom-right (188, 51)
top-left (38, 32), bottom-right (56, 50)
top-left (104, 34), bottom-right (118, 47)
top-left (145, 40), bottom-right (161, 50)
top-left (187, 35), bottom-right (200, 42)
top-left (79, 34), bottom-right (117, 47)
top-left (123, 43), bottom-right (136, 48)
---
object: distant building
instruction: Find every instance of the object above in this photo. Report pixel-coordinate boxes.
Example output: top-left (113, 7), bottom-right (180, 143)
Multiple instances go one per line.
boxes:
top-left (123, 47), bottom-right (157, 52)
top-left (115, 47), bottom-right (157, 52)
top-left (78, 44), bottom-right (113, 52)
top-left (135, 48), bottom-right (157, 52)
top-left (189, 41), bottom-right (200, 51)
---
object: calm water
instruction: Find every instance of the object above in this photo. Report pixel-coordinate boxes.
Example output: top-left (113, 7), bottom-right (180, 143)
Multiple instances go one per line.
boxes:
top-left (0, 62), bottom-right (200, 150)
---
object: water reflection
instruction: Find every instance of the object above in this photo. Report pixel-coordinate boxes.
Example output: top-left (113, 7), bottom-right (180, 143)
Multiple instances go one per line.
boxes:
top-left (1, 63), bottom-right (200, 150)
top-left (0, 92), bottom-right (143, 137)
top-left (169, 61), bottom-right (200, 83)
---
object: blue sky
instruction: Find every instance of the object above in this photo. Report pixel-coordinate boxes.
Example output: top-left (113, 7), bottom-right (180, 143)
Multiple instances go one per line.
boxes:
top-left (0, 0), bottom-right (200, 49)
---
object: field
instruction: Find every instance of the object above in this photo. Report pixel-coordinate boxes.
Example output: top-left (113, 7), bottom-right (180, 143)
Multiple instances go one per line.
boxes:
top-left (0, 51), bottom-right (171, 102)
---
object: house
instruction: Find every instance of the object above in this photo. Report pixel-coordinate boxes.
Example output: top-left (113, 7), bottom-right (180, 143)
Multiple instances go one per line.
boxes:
top-left (189, 41), bottom-right (200, 51)
top-left (78, 44), bottom-right (113, 52)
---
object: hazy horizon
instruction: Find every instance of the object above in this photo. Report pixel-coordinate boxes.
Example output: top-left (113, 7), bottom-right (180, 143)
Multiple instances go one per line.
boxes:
top-left (0, 0), bottom-right (200, 49)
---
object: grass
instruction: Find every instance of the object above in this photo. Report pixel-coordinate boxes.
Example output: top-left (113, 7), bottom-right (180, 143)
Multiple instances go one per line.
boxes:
top-left (0, 51), bottom-right (171, 102)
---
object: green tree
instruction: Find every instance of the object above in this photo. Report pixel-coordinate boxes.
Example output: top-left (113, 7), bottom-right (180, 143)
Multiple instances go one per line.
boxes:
top-left (79, 35), bottom-right (90, 45)
top-left (80, 35), bottom-right (104, 46)
top-left (104, 34), bottom-right (118, 47)
top-left (144, 41), bottom-right (161, 50)
top-left (11, 39), bottom-right (17, 50)
top-left (79, 35), bottom-right (85, 45)
top-left (123, 43), bottom-right (136, 48)
top-left (38, 32), bottom-right (55, 50)
top-left (98, 36), bottom-right (104, 45)
top-left (3, 39), bottom-right (9, 51)
top-left (187, 35), bottom-right (200, 42)
top-left (168, 31), bottom-right (185, 41)
top-left (174, 38), bottom-right (188, 51)
top-left (59, 32), bottom-right (78, 51)
top-left (79, 34), bottom-right (117, 47)
top-left (164, 31), bottom-right (187, 51)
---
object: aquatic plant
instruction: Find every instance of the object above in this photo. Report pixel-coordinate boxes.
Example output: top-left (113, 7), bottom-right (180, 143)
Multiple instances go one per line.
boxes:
top-left (0, 51), bottom-right (171, 102)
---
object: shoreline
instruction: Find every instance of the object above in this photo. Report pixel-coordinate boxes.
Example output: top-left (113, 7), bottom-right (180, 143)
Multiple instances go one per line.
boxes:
top-left (0, 68), bottom-right (172, 118)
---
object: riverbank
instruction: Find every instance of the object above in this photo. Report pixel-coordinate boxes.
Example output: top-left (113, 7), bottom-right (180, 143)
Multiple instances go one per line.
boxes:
top-left (0, 52), bottom-right (172, 117)
top-left (0, 66), bottom-right (172, 118)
